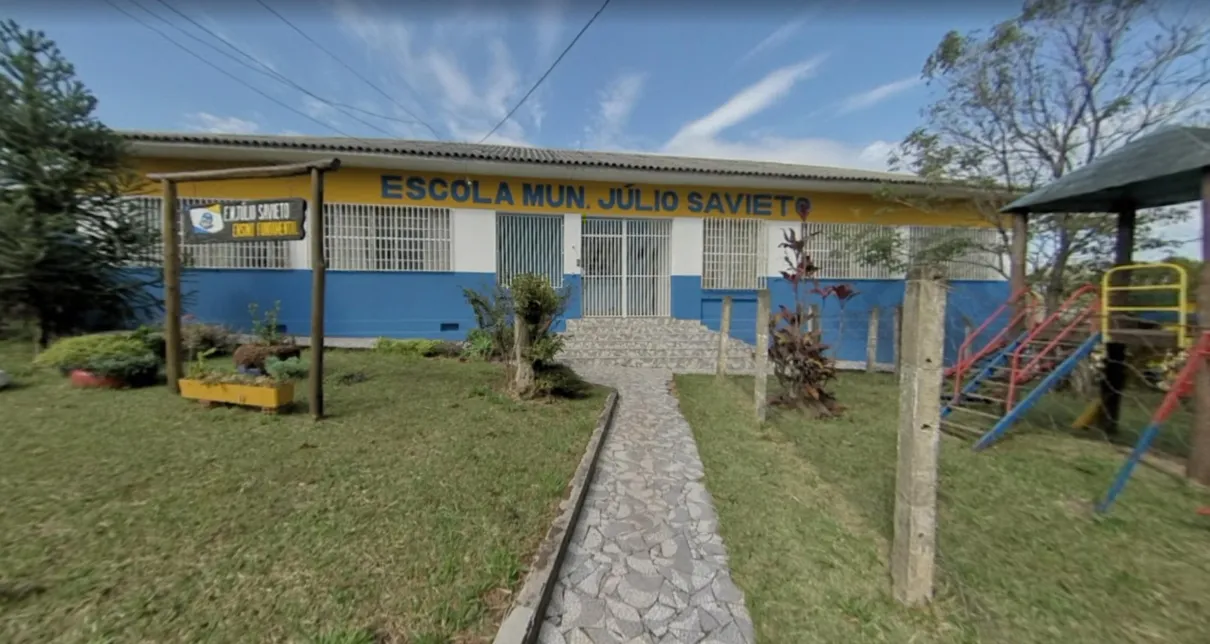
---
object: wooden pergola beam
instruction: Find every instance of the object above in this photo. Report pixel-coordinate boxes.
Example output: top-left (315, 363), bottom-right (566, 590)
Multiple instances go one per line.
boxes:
top-left (147, 158), bottom-right (341, 183)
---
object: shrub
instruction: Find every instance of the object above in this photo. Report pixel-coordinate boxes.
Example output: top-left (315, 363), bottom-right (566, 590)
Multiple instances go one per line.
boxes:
top-left (130, 324), bottom-right (166, 359)
top-left (462, 328), bottom-right (495, 361)
top-left (181, 319), bottom-right (236, 358)
top-left (533, 363), bottom-right (592, 398)
top-left (462, 283), bottom-right (514, 360)
top-left (373, 338), bottom-right (460, 358)
top-left (248, 301), bottom-right (287, 346)
top-left (768, 205), bottom-right (843, 418)
top-left (264, 355), bottom-right (309, 382)
top-left (34, 333), bottom-right (159, 384)
top-left (233, 343), bottom-right (302, 372)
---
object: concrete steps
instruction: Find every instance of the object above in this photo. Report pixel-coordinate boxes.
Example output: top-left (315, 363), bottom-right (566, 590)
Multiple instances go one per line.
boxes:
top-left (558, 317), bottom-right (762, 373)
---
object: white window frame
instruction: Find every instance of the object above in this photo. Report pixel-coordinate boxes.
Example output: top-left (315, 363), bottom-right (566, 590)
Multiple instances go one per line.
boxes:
top-left (496, 212), bottom-right (564, 288)
top-left (323, 203), bottom-right (452, 272)
top-left (702, 218), bottom-right (768, 290)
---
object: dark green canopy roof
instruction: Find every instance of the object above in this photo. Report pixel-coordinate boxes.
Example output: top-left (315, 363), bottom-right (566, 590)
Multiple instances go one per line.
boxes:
top-left (1002, 126), bottom-right (1210, 214)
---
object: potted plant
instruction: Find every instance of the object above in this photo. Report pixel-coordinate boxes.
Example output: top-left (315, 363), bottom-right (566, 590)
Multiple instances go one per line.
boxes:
top-left (233, 301), bottom-right (301, 375)
top-left (178, 350), bottom-right (308, 411)
top-left (34, 333), bottom-right (161, 388)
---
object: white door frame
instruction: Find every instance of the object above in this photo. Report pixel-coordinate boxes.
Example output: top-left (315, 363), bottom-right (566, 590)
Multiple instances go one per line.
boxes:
top-left (581, 216), bottom-right (671, 317)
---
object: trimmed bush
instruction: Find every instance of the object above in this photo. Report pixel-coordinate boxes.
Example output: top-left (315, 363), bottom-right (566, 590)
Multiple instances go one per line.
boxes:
top-left (34, 333), bottom-right (159, 385)
top-left (373, 338), bottom-right (461, 358)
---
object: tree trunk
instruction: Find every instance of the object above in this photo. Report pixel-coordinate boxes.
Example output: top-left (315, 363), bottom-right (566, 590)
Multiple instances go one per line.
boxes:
top-left (1045, 222), bottom-right (1074, 313)
top-left (513, 321), bottom-right (534, 395)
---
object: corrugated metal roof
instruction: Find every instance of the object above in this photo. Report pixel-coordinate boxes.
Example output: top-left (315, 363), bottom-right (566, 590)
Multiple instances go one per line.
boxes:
top-left (119, 130), bottom-right (928, 185)
top-left (1003, 126), bottom-right (1210, 214)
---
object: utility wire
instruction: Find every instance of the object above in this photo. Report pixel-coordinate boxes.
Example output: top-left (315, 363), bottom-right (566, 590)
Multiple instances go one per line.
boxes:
top-left (478, 0), bottom-right (612, 144)
top-left (143, 0), bottom-right (411, 137)
top-left (251, 0), bottom-right (442, 140)
top-left (105, 0), bottom-right (375, 143)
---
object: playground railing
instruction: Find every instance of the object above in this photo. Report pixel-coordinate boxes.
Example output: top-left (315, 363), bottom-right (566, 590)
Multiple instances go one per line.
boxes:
top-left (1006, 283), bottom-right (1100, 408)
top-left (949, 287), bottom-right (1039, 391)
top-left (1101, 262), bottom-right (1190, 348)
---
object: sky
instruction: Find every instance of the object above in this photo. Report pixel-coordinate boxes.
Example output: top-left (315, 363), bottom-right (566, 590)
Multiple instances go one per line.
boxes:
top-left (3, 0), bottom-right (1202, 255)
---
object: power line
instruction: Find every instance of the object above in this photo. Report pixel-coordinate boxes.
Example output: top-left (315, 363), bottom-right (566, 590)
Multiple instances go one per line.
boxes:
top-left (251, 0), bottom-right (442, 140)
top-left (478, 0), bottom-right (612, 144)
top-left (142, 0), bottom-right (411, 137)
top-left (105, 0), bottom-right (374, 143)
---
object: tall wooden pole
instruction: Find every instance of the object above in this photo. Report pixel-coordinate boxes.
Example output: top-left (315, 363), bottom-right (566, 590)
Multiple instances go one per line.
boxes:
top-left (1189, 169), bottom-right (1210, 485)
top-left (716, 295), bottom-right (733, 381)
top-left (309, 168), bottom-right (327, 420)
top-left (1098, 204), bottom-right (1136, 435)
top-left (161, 180), bottom-right (182, 393)
top-left (1010, 212), bottom-right (1028, 328)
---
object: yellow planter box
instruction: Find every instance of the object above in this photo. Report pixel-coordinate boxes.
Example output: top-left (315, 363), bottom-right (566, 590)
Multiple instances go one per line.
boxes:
top-left (178, 379), bottom-right (295, 410)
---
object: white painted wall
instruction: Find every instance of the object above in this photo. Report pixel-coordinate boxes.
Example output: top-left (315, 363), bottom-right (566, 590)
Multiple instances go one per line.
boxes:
top-left (452, 208), bottom-right (496, 273)
top-left (671, 217), bottom-right (703, 277)
top-left (767, 222), bottom-right (796, 276)
top-left (563, 213), bottom-right (581, 275)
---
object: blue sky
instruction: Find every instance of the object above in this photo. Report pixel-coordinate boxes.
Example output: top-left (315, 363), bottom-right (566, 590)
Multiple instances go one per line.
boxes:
top-left (7, 0), bottom-right (1022, 172)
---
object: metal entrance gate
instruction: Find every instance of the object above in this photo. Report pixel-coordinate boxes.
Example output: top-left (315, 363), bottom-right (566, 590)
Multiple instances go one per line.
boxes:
top-left (581, 217), bottom-right (671, 317)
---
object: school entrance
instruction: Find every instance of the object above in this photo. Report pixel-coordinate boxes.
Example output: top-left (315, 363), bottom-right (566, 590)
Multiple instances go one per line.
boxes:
top-left (581, 217), bottom-right (671, 317)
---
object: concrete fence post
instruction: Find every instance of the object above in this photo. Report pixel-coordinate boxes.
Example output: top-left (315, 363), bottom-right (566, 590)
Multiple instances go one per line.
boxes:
top-left (891, 267), bottom-right (947, 607)
top-left (893, 305), bottom-right (903, 375)
top-left (866, 307), bottom-right (880, 373)
top-left (716, 295), bottom-right (733, 381)
top-left (754, 289), bottom-right (771, 422)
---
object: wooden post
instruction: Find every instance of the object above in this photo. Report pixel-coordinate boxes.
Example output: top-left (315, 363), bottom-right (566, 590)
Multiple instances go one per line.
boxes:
top-left (514, 317), bottom-right (534, 392)
top-left (754, 289), bottom-right (771, 422)
top-left (308, 168), bottom-right (327, 420)
top-left (891, 266), bottom-right (947, 607)
top-left (893, 305), bottom-right (903, 375)
top-left (1010, 213), bottom-right (1028, 330)
top-left (866, 307), bottom-right (880, 373)
top-left (146, 158), bottom-right (341, 407)
top-left (1098, 204), bottom-right (1136, 435)
top-left (808, 303), bottom-right (820, 334)
top-left (1190, 169), bottom-right (1210, 485)
top-left (716, 295), bottom-right (733, 380)
top-left (161, 179), bottom-right (182, 393)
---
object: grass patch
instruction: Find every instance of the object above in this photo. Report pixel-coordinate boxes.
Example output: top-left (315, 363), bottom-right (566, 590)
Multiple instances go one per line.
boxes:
top-left (675, 372), bottom-right (1210, 644)
top-left (0, 341), bottom-right (606, 643)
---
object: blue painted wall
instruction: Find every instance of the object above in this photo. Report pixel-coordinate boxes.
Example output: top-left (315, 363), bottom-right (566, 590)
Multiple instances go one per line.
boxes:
top-left (699, 279), bottom-right (1010, 366)
top-left (149, 268), bottom-right (1009, 357)
top-left (150, 269), bottom-right (580, 340)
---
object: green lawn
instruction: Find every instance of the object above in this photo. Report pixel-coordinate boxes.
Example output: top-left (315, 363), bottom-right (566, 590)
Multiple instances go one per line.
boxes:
top-left (0, 342), bottom-right (606, 643)
top-left (675, 372), bottom-right (1210, 644)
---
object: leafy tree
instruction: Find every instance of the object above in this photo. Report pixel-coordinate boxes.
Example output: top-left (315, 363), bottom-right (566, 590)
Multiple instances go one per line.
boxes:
top-left (857, 0), bottom-right (1209, 311)
top-left (0, 21), bottom-right (160, 347)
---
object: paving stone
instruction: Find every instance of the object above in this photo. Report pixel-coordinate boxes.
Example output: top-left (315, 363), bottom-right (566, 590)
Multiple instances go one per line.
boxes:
top-left (539, 367), bottom-right (754, 643)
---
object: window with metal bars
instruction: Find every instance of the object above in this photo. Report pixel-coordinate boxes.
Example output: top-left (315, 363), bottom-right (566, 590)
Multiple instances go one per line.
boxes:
top-left (702, 218), bottom-right (768, 290)
top-left (905, 225), bottom-right (1004, 281)
top-left (323, 203), bottom-right (451, 272)
top-left (123, 196), bottom-right (290, 269)
top-left (496, 213), bottom-right (563, 288)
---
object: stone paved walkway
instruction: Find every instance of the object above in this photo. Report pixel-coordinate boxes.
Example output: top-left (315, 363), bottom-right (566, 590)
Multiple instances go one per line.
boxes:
top-left (539, 366), bottom-right (755, 644)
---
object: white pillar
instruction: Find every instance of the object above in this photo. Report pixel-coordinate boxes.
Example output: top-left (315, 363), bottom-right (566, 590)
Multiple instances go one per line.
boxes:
top-left (671, 217), bottom-right (703, 277)
top-left (563, 213), bottom-right (581, 276)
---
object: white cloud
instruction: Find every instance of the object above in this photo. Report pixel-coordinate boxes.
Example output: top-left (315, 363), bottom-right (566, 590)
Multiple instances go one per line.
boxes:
top-left (184, 112), bottom-right (260, 134)
top-left (736, 20), bottom-right (806, 67)
top-left (836, 76), bottom-right (922, 115)
top-left (666, 55), bottom-right (827, 149)
top-left (535, 0), bottom-right (564, 61)
top-left (662, 55), bottom-right (895, 171)
top-left (334, 0), bottom-right (531, 143)
top-left (585, 72), bottom-right (647, 150)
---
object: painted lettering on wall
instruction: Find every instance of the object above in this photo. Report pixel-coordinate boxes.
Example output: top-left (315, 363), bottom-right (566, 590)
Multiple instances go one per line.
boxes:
top-left (380, 174), bottom-right (812, 218)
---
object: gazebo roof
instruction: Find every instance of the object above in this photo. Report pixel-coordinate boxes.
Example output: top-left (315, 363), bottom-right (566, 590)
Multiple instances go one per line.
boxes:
top-left (1002, 126), bottom-right (1210, 214)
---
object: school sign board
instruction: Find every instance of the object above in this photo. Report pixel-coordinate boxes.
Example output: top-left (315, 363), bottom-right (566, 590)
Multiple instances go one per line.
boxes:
top-left (184, 198), bottom-right (307, 243)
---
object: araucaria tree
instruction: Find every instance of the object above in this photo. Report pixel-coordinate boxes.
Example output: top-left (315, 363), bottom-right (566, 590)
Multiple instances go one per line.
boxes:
top-left (768, 205), bottom-right (844, 418)
top-left (0, 21), bottom-right (159, 346)
top-left (857, 0), bottom-right (1210, 311)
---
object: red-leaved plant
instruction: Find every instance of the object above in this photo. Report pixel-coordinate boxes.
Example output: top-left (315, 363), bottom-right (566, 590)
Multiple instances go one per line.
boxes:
top-left (767, 202), bottom-right (844, 417)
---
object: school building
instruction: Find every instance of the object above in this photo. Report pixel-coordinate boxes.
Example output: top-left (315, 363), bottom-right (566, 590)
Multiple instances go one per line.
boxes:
top-left (122, 131), bottom-right (1009, 365)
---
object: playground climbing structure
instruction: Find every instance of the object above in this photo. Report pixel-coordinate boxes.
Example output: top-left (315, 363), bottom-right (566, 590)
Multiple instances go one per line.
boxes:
top-left (941, 263), bottom-right (1193, 452)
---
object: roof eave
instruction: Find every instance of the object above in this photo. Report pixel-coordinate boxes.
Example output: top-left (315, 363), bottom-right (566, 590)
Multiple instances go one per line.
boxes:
top-left (127, 139), bottom-right (960, 198)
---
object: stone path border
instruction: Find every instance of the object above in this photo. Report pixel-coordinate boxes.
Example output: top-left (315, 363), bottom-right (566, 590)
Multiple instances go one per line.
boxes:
top-left (538, 366), bottom-right (756, 644)
top-left (494, 390), bottom-right (620, 644)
